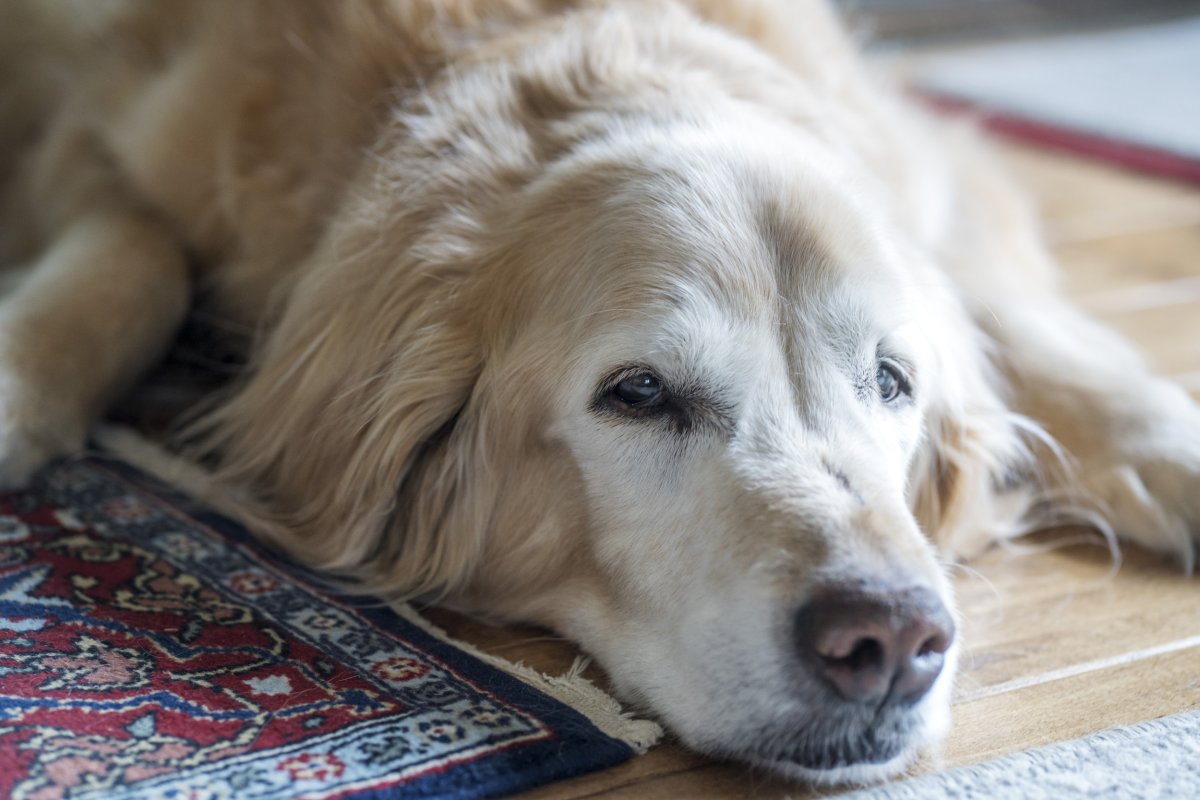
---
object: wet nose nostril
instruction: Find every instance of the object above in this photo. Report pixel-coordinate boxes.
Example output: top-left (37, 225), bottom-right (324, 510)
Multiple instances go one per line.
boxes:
top-left (843, 637), bottom-right (884, 672)
top-left (820, 634), bottom-right (885, 671)
top-left (917, 630), bottom-right (951, 658)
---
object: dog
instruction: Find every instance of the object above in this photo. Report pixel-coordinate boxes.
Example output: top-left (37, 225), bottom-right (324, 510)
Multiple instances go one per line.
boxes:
top-left (2, 0), bottom-right (1198, 786)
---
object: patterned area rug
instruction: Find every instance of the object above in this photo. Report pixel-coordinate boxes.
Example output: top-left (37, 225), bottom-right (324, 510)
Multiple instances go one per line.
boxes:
top-left (0, 457), bottom-right (659, 800)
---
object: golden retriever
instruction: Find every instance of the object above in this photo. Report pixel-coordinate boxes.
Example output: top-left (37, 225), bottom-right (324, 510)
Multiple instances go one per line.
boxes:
top-left (2, 0), bottom-right (1198, 785)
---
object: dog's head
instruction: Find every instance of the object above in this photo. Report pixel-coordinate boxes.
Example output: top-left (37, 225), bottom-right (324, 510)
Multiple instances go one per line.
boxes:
top-left (451, 126), bottom-right (970, 782)
top-left (203, 12), bottom-right (1027, 784)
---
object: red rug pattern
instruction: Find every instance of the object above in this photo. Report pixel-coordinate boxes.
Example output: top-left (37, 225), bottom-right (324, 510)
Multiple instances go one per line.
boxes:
top-left (0, 458), bottom-right (634, 800)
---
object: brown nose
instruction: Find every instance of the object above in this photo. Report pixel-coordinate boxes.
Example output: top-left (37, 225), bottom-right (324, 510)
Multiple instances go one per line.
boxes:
top-left (795, 583), bottom-right (955, 706)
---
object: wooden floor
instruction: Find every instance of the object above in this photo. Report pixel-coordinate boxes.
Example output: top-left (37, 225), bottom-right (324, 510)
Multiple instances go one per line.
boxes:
top-left (425, 140), bottom-right (1200, 799)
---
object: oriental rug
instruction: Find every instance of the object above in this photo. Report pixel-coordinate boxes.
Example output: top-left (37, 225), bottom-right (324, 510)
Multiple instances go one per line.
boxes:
top-left (0, 456), bottom-right (659, 800)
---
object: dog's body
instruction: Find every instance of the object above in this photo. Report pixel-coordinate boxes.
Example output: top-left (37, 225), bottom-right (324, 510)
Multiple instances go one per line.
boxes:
top-left (3, 0), bottom-right (1198, 784)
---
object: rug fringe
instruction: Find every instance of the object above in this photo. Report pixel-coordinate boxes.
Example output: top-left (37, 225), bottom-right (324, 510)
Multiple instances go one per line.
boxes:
top-left (95, 423), bottom-right (664, 754)
top-left (392, 604), bottom-right (664, 753)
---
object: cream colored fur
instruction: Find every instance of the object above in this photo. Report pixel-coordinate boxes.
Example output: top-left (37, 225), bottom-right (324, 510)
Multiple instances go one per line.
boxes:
top-left (2, 0), bottom-right (1198, 785)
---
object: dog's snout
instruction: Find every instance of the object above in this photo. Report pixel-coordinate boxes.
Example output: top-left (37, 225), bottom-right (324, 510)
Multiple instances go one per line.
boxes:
top-left (795, 583), bottom-right (954, 706)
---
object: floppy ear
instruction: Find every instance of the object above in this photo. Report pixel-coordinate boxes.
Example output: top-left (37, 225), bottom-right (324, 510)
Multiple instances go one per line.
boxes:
top-left (910, 403), bottom-right (1037, 559)
top-left (906, 294), bottom-right (1042, 559)
top-left (191, 237), bottom-right (492, 599)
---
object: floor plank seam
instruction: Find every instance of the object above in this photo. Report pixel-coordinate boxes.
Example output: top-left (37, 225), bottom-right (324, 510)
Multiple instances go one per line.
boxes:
top-left (955, 633), bottom-right (1200, 703)
top-left (565, 764), bottom-right (714, 800)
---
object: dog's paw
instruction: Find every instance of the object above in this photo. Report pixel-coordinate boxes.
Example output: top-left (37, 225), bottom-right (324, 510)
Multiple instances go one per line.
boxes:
top-left (0, 427), bottom-right (60, 489)
top-left (0, 396), bottom-right (83, 490)
top-left (1095, 464), bottom-right (1199, 572)
top-left (1088, 402), bottom-right (1200, 572)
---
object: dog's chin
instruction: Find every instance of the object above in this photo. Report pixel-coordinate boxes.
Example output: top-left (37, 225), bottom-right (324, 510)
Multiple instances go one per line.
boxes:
top-left (737, 720), bottom-right (916, 786)
top-left (730, 676), bottom-right (953, 788)
top-left (750, 736), bottom-right (921, 787)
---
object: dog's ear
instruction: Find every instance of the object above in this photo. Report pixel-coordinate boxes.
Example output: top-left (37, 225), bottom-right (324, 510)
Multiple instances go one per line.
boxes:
top-left (191, 240), bottom-right (492, 599)
top-left (906, 299), bottom-right (1041, 559)
top-left (910, 405), bottom-right (1033, 559)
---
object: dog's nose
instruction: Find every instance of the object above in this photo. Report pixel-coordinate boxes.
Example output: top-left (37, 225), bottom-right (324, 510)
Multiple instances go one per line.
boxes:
top-left (795, 583), bottom-right (954, 706)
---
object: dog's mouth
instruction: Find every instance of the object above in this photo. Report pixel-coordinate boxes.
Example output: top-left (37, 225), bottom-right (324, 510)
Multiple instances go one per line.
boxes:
top-left (773, 725), bottom-right (910, 771)
top-left (736, 703), bottom-right (928, 784)
top-left (780, 718), bottom-right (913, 766)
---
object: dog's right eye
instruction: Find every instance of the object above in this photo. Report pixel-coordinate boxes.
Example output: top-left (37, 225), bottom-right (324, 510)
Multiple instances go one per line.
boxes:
top-left (612, 372), bottom-right (665, 409)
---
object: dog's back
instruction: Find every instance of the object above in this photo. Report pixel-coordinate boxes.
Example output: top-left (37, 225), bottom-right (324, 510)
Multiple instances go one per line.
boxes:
top-left (1, 0), bottom-right (874, 293)
top-left (0, 0), bottom-right (80, 264)
top-left (1, 1), bottom-right (386, 315)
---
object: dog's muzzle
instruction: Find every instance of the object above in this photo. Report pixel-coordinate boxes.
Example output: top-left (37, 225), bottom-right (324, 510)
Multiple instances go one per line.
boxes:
top-left (742, 578), bottom-right (958, 772)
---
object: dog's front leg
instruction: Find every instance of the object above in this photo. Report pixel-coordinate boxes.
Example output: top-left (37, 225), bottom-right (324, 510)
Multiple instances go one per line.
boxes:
top-left (0, 210), bottom-right (189, 487)
top-left (990, 295), bottom-right (1200, 569)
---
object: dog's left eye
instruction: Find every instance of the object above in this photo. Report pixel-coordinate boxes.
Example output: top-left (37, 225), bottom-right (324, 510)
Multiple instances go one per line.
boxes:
top-left (877, 362), bottom-right (909, 403)
top-left (612, 372), bottom-right (665, 409)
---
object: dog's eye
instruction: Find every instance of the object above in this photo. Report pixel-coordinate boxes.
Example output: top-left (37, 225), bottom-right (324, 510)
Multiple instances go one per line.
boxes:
top-left (613, 372), bottom-right (664, 408)
top-left (877, 362), bottom-right (909, 403)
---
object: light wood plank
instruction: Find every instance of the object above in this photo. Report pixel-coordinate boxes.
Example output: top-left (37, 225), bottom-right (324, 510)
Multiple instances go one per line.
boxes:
top-left (944, 645), bottom-right (1200, 767)
top-left (1052, 225), bottom-right (1200, 300)
top-left (562, 763), bottom-right (803, 800)
top-left (998, 143), bottom-right (1200, 245)
top-left (952, 538), bottom-right (1200, 697)
top-left (1097, 300), bottom-right (1200, 375)
top-left (517, 745), bottom-right (720, 800)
